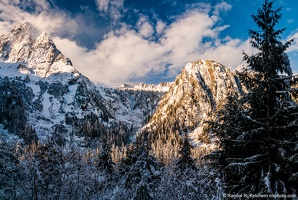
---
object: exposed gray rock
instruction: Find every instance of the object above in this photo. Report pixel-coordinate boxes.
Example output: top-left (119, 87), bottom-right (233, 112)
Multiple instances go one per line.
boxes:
top-left (48, 82), bottom-right (68, 97)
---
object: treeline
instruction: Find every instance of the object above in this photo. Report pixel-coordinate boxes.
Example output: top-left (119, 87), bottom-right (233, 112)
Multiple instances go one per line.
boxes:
top-left (0, 135), bottom-right (221, 200)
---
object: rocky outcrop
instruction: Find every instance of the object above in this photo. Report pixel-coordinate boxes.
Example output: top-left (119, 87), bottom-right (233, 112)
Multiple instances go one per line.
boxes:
top-left (0, 22), bottom-right (75, 78)
top-left (142, 59), bottom-right (243, 145)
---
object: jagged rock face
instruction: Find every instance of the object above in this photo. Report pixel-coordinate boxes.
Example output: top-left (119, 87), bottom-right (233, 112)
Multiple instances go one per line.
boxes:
top-left (0, 22), bottom-right (113, 142)
top-left (143, 59), bottom-right (243, 144)
top-left (0, 73), bottom-right (114, 141)
top-left (0, 70), bottom-right (164, 143)
top-left (0, 22), bottom-right (75, 78)
top-left (0, 22), bottom-right (164, 144)
top-left (100, 87), bottom-right (165, 128)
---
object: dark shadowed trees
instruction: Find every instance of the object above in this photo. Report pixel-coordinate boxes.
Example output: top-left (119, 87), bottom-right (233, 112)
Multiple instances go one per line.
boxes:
top-left (211, 0), bottom-right (298, 195)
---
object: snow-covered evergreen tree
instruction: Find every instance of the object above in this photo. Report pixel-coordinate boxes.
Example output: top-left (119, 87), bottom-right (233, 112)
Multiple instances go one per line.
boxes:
top-left (0, 141), bottom-right (22, 199)
top-left (211, 0), bottom-right (298, 195)
top-left (175, 135), bottom-right (196, 172)
top-left (155, 136), bottom-right (222, 200)
top-left (116, 140), bottom-right (161, 199)
top-left (24, 141), bottom-right (65, 199)
top-left (96, 140), bottom-right (115, 175)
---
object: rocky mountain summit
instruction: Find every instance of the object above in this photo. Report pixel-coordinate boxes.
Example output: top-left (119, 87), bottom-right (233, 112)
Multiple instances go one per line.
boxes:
top-left (0, 22), bottom-right (164, 145)
top-left (141, 59), bottom-right (243, 145)
top-left (0, 22), bottom-right (75, 78)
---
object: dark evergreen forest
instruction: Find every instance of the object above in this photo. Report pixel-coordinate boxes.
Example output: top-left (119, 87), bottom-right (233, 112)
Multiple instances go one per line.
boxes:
top-left (1, 0), bottom-right (298, 199)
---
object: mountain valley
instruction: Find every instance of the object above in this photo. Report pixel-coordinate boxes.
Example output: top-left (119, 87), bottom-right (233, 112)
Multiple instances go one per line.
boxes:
top-left (1, 22), bottom-right (297, 147)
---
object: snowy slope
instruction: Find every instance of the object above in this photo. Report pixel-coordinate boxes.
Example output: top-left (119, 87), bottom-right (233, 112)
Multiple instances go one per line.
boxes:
top-left (116, 82), bottom-right (172, 92)
top-left (0, 22), bottom-right (163, 143)
top-left (98, 86), bottom-right (164, 129)
top-left (0, 22), bottom-right (111, 141)
top-left (0, 62), bottom-right (112, 141)
top-left (0, 22), bottom-right (76, 78)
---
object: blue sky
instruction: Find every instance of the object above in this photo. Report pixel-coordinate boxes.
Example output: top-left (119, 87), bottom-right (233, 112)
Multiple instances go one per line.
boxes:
top-left (0, 0), bottom-right (297, 86)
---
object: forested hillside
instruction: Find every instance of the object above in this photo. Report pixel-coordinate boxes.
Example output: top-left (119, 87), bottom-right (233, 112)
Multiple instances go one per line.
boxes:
top-left (1, 0), bottom-right (298, 199)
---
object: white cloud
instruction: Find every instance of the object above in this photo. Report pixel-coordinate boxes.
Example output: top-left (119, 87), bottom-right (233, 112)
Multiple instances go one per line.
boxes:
top-left (287, 30), bottom-right (298, 53)
top-left (1, 0), bottom-right (19, 5)
top-left (96, 0), bottom-right (109, 12)
top-left (212, 1), bottom-right (232, 16)
top-left (152, 2), bottom-right (258, 78)
top-left (32, 0), bottom-right (49, 11)
top-left (52, 2), bottom-right (254, 86)
top-left (200, 38), bottom-right (255, 70)
top-left (54, 27), bottom-right (168, 86)
top-left (155, 20), bottom-right (166, 35)
top-left (0, 2), bottom-right (32, 34)
top-left (95, 0), bottom-right (124, 24)
top-left (286, 30), bottom-right (298, 74)
top-left (0, 0), bottom-right (262, 86)
top-left (137, 16), bottom-right (155, 38)
top-left (0, 1), bottom-right (79, 36)
top-left (159, 10), bottom-right (234, 75)
top-left (185, 2), bottom-right (211, 14)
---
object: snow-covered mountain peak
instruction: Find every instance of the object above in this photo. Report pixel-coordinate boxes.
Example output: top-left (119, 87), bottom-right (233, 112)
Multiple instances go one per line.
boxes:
top-left (12, 21), bottom-right (40, 41)
top-left (115, 82), bottom-right (172, 92)
top-left (184, 62), bottom-right (198, 74)
top-left (141, 59), bottom-right (243, 145)
top-left (184, 59), bottom-right (225, 76)
top-left (0, 22), bottom-right (76, 79)
top-left (184, 59), bottom-right (212, 72)
top-left (0, 21), bottom-right (167, 147)
top-left (34, 31), bottom-right (50, 44)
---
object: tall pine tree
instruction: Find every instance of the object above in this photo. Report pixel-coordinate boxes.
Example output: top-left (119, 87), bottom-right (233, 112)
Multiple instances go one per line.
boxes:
top-left (117, 140), bottom-right (161, 199)
top-left (96, 140), bottom-right (115, 175)
top-left (212, 0), bottom-right (298, 195)
top-left (175, 135), bottom-right (196, 172)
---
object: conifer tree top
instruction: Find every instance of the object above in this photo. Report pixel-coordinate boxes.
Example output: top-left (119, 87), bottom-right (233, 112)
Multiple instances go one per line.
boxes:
top-left (244, 0), bottom-right (294, 77)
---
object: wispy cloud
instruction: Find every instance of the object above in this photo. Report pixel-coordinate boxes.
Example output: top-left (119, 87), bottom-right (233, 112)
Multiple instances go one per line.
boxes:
top-left (96, 0), bottom-right (110, 12)
top-left (0, 1), bottom-right (259, 86)
top-left (212, 1), bottom-right (232, 16)
top-left (287, 30), bottom-right (298, 53)
top-left (95, 0), bottom-right (124, 25)
top-left (155, 20), bottom-right (166, 35)
top-left (54, 27), bottom-right (169, 86)
top-left (0, 1), bottom-right (79, 36)
top-left (137, 15), bottom-right (155, 38)
top-left (53, 2), bottom-right (255, 85)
